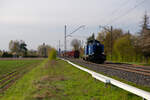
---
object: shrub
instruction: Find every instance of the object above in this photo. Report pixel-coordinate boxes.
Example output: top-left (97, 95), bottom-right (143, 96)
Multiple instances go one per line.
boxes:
top-left (48, 48), bottom-right (56, 61)
top-left (2, 52), bottom-right (13, 57)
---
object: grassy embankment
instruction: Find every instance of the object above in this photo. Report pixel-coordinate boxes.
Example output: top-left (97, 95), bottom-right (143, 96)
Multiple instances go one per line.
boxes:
top-left (1, 58), bottom-right (141, 100)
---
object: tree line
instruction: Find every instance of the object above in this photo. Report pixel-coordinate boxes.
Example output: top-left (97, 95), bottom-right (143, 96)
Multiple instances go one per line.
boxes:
top-left (96, 13), bottom-right (150, 63)
top-left (0, 41), bottom-right (52, 58)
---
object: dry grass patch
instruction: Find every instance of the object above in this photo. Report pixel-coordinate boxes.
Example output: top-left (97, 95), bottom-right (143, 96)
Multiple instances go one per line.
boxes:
top-left (33, 90), bottom-right (53, 100)
top-left (44, 60), bottom-right (57, 69)
top-left (32, 65), bottom-right (67, 100)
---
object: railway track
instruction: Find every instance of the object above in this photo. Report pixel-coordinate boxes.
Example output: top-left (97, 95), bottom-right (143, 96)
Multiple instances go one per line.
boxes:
top-left (95, 63), bottom-right (150, 76)
top-left (0, 63), bottom-right (39, 94)
top-left (75, 59), bottom-right (150, 76)
top-left (106, 62), bottom-right (150, 70)
top-left (67, 58), bottom-right (150, 87)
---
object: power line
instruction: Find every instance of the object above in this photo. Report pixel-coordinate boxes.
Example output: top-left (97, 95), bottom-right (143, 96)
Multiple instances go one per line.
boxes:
top-left (108, 0), bottom-right (146, 25)
top-left (67, 25), bottom-right (85, 36)
top-left (106, 0), bottom-right (131, 25)
top-left (67, 35), bottom-right (88, 39)
top-left (110, 0), bottom-right (131, 16)
top-left (107, 0), bottom-right (147, 25)
top-left (64, 25), bottom-right (85, 55)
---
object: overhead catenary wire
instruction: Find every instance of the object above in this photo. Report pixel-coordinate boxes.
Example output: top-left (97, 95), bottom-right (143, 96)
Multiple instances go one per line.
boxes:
top-left (64, 25), bottom-right (85, 53)
top-left (106, 0), bottom-right (131, 26)
top-left (109, 0), bottom-right (131, 17)
top-left (106, 0), bottom-right (147, 25)
top-left (67, 25), bottom-right (85, 36)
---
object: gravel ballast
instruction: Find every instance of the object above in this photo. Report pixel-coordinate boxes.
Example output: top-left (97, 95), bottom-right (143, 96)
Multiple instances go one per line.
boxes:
top-left (68, 58), bottom-right (150, 87)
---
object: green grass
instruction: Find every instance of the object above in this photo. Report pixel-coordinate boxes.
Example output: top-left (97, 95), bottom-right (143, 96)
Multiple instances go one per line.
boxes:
top-left (0, 59), bottom-right (141, 100)
top-left (73, 61), bottom-right (150, 92)
top-left (0, 60), bottom-right (42, 76)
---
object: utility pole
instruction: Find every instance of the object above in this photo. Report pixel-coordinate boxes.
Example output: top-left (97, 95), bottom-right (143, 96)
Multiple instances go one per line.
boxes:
top-left (43, 43), bottom-right (47, 58)
top-left (58, 40), bottom-right (61, 56)
top-left (110, 26), bottom-right (113, 61)
top-left (127, 30), bottom-right (130, 35)
top-left (64, 25), bottom-right (85, 57)
top-left (64, 25), bottom-right (67, 57)
top-left (81, 40), bottom-right (84, 48)
top-left (59, 40), bottom-right (60, 50)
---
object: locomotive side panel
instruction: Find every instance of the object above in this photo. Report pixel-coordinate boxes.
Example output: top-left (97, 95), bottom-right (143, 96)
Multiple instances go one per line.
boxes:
top-left (83, 40), bottom-right (106, 63)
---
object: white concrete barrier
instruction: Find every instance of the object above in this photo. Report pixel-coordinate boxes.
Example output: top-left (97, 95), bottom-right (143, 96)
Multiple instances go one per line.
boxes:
top-left (61, 58), bottom-right (150, 100)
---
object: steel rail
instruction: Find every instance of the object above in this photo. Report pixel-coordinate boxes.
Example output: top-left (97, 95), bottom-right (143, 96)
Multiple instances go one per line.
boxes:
top-left (105, 63), bottom-right (150, 73)
top-left (83, 60), bottom-right (150, 76)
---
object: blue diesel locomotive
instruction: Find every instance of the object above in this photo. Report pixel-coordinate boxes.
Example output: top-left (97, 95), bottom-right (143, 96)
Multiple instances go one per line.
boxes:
top-left (83, 40), bottom-right (106, 63)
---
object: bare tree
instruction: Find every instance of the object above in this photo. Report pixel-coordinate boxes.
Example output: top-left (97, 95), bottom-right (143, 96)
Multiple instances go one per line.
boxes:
top-left (142, 12), bottom-right (149, 30)
top-left (0, 50), bottom-right (2, 57)
top-left (9, 40), bottom-right (27, 56)
top-left (9, 40), bottom-right (20, 55)
top-left (71, 39), bottom-right (81, 51)
top-left (97, 28), bottom-right (123, 55)
top-left (139, 12), bottom-right (150, 59)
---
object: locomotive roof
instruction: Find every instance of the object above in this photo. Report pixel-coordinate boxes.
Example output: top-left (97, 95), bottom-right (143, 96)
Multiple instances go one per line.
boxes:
top-left (87, 39), bottom-right (100, 44)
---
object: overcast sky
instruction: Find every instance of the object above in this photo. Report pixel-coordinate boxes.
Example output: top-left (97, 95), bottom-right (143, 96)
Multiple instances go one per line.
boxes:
top-left (0, 0), bottom-right (150, 50)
